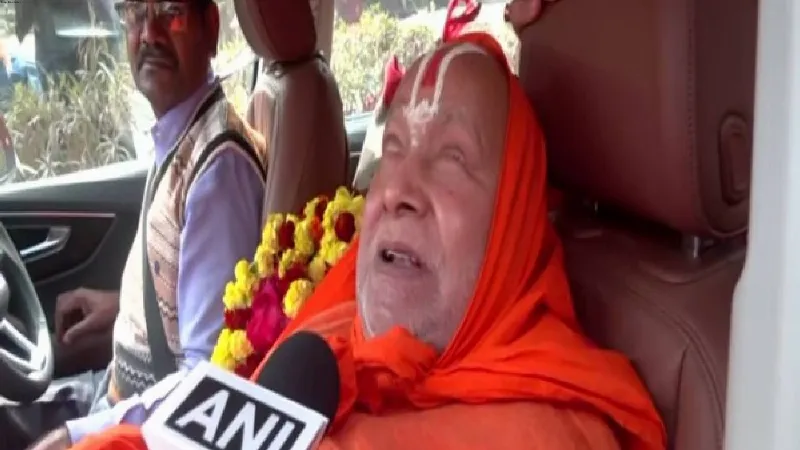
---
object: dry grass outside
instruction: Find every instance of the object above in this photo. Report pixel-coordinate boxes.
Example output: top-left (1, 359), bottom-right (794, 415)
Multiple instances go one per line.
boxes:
top-left (1, 0), bottom-right (250, 184)
top-left (4, 37), bottom-right (252, 183)
top-left (6, 48), bottom-right (136, 182)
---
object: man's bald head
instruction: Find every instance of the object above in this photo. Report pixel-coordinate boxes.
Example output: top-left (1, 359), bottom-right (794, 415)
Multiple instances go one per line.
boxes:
top-left (356, 43), bottom-right (510, 351)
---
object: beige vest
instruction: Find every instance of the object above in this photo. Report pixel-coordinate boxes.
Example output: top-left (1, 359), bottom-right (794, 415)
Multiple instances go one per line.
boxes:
top-left (109, 85), bottom-right (267, 402)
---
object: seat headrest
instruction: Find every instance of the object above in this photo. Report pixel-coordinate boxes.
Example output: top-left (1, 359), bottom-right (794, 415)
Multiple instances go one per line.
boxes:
top-left (514, 0), bottom-right (757, 237)
top-left (234, 0), bottom-right (317, 62)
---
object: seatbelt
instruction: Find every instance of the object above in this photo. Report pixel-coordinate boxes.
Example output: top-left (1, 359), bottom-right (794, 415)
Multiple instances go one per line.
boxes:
top-left (141, 163), bottom-right (178, 380)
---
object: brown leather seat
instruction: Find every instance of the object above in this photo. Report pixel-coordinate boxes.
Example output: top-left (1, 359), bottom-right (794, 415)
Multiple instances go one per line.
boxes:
top-left (245, 0), bottom-right (336, 144)
top-left (236, 0), bottom-right (348, 217)
top-left (515, 1), bottom-right (757, 449)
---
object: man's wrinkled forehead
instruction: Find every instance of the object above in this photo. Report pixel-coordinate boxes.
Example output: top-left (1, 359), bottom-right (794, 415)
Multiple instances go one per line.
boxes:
top-left (392, 42), bottom-right (491, 127)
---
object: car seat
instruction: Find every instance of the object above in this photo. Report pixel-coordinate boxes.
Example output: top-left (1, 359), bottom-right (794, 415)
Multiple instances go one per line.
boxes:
top-left (236, 0), bottom-right (348, 217)
top-left (516, 1), bottom-right (757, 448)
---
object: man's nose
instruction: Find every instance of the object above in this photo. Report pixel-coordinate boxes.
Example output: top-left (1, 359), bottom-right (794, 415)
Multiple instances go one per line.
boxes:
top-left (138, 4), bottom-right (168, 45)
top-left (380, 160), bottom-right (428, 217)
top-left (139, 17), bottom-right (161, 45)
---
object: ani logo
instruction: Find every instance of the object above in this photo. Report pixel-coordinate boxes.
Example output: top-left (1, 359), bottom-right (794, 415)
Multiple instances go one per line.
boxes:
top-left (165, 376), bottom-right (304, 450)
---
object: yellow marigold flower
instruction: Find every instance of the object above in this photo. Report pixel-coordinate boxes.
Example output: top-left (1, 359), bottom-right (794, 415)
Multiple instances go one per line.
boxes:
top-left (322, 191), bottom-right (346, 230)
top-left (234, 260), bottom-right (253, 284)
top-left (261, 213), bottom-right (284, 250)
top-left (266, 213), bottom-right (284, 229)
top-left (211, 330), bottom-right (236, 370)
top-left (308, 254), bottom-right (327, 283)
top-left (232, 278), bottom-right (249, 297)
top-left (326, 241), bottom-right (349, 266)
top-left (333, 186), bottom-right (352, 204)
top-left (293, 218), bottom-right (316, 258)
top-left (320, 234), bottom-right (348, 266)
top-left (285, 213), bottom-right (300, 224)
top-left (321, 188), bottom-right (362, 238)
top-left (222, 281), bottom-right (248, 310)
top-left (278, 249), bottom-right (309, 278)
top-left (253, 245), bottom-right (275, 278)
top-left (304, 195), bottom-right (325, 219)
top-left (215, 187), bottom-right (366, 378)
top-left (231, 261), bottom-right (256, 307)
top-left (228, 329), bottom-right (254, 362)
top-left (284, 279), bottom-right (314, 318)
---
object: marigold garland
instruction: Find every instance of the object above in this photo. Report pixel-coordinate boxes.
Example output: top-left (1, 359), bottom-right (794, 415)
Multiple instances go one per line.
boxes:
top-left (211, 187), bottom-right (364, 378)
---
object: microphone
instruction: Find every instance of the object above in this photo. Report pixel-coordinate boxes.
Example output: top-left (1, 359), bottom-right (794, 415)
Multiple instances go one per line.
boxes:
top-left (142, 331), bottom-right (340, 450)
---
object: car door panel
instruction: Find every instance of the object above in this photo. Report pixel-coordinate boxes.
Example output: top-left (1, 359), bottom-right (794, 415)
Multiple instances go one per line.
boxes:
top-left (0, 161), bottom-right (147, 330)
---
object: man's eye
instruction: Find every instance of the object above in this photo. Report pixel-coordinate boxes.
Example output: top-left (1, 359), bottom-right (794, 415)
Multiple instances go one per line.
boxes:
top-left (158, 2), bottom-right (185, 17)
top-left (383, 145), bottom-right (402, 160)
top-left (163, 5), bottom-right (182, 16)
top-left (441, 145), bottom-right (466, 165)
top-left (382, 134), bottom-right (404, 157)
top-left (126, 4), bottom-right (146, 20)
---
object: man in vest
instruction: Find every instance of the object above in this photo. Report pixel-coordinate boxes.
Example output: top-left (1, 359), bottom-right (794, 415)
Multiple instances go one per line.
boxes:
top-left (26, 0), bottom-right (267, 449)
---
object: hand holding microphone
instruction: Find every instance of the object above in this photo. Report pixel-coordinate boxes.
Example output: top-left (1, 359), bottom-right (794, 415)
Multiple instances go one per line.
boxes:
top-left (143, 332), bottom-right (340, 450)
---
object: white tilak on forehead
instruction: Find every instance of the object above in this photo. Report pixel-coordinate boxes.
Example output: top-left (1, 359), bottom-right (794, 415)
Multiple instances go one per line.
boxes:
top-left (402, 42), bottom-right (489, 147)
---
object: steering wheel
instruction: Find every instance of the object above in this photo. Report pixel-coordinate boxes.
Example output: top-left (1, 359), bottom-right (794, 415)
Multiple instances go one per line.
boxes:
top-left (0, 224), bottom-right (53, 403)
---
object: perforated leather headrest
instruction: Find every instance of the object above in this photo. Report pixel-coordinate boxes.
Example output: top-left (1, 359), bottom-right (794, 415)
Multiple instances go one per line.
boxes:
top-left (234, 0), bottom-right (317, 63)
top-left (517, 0), bottom-right (757, 237)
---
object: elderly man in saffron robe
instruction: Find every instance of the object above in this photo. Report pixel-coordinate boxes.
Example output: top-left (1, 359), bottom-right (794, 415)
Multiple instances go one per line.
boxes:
top-left (65, 30), bottom-right (667, 450)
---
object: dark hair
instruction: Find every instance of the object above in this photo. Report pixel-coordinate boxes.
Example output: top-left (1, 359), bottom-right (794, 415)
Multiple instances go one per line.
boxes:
top-left (193, 0), bottom-right (215, 23)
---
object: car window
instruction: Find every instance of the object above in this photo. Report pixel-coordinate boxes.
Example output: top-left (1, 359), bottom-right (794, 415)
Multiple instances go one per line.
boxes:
top-left (331, 0), bottom-right (518, 117)
top-left (0, 0), bottom-right (253, 184)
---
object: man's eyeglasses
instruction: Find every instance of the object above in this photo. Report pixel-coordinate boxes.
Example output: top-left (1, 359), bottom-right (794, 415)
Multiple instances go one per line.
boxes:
top-left (114, 1), bottom-right (191, 32)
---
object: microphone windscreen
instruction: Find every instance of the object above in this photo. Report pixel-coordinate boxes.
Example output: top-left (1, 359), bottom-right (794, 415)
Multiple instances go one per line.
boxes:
top-left (256, 331), bottom-right (340, 422)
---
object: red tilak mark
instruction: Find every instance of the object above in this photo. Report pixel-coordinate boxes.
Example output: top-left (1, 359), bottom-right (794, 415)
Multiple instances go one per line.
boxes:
top-left (420, 49), bottom-right (448, 89)
top-left (381, 55), bottom-right (405, 107)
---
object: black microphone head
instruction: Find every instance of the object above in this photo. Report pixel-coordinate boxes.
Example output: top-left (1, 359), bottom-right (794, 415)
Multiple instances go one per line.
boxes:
top-left (256, 331), bottom-right (340, 422)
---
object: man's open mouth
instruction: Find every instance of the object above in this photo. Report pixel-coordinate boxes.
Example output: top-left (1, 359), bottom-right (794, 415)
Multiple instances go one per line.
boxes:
top-left (379, 245), bottom-right (423, 269)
